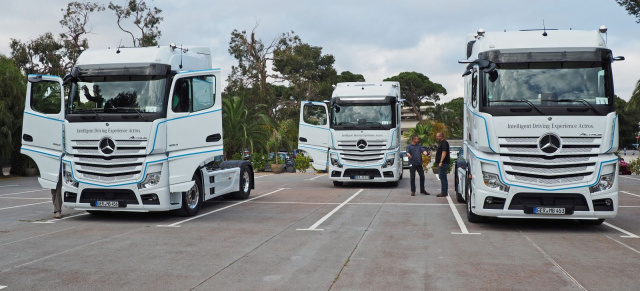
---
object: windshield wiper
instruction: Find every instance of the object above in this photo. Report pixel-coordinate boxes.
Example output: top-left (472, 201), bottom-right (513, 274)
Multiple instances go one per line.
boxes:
top-left (122, 107), bottom-right (149, 121)
top-left (541, 99), bottom-right (600, 114)
top-left (74, 108), bottom-right (103, 121)
top-left (489, 99), bottom-right (544, 115)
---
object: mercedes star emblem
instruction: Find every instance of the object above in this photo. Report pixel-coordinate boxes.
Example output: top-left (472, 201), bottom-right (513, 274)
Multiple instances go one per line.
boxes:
top-left (538, 134), bottom-right (561, 154)
top-left (356, 139), bottom-right (368, 150)
top-left (99, 137), bottom-right (116, 155)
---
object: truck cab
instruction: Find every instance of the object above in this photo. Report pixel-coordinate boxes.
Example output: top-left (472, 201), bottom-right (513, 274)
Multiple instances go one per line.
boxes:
top-left (298, 82), bottom-right (403, 186)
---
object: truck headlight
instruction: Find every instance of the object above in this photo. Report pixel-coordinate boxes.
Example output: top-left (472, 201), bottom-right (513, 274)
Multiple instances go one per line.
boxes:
top-left (383, 156), bottom-right (395, 168)
top-left (138, 172), bottom-right (161, 189)
top-left (63, 164), bottom-right (78, 187)
top-left (590, 173), bottom-right (614, 193)
top-left (330, 153), bottom-right (342, 168)
top-left (482, 172), bottom-right (509, 192)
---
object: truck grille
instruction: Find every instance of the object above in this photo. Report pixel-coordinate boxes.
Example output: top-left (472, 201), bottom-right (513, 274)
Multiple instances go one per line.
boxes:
top-left (337, 139), bottom-right (387, 165)
top-left (498, 136), bottom-right (599, 186)
top-left (70, 139), bottom-right (147, 183)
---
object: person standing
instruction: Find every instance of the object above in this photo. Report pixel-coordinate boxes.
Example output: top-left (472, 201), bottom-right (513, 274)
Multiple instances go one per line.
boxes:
top-left (406, 135), bottom-right (431, 196)
top-left (435, 132), bottom-right (450, 197)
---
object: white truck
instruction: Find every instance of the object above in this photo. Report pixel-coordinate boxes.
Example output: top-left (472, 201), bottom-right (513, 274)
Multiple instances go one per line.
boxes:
top-left (21, 45), bottom-right (254, 216)
top-left (455, 27), bottom-right (624, 224)
top-left (298, 82), bottom-right (403, 186)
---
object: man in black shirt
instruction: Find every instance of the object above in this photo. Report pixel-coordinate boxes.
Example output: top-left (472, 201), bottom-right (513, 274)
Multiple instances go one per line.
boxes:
top-left (435, 132), bottom-right (450, 197)
top-left (406, 135), bottom-right (431, 196)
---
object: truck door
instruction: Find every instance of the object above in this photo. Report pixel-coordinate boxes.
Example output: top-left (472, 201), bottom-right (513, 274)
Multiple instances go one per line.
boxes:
top-left (166, 70), bottom-right (222, 183)
top-left (21, 75), bottom-right (65, 188)
top-left (298, 102), bottom-right (330, 170)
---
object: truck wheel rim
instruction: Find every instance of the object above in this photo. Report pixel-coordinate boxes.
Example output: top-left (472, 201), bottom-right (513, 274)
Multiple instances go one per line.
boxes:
top-left (186, 184), bottom-right (199, 209)
top-left (242, 171), bottom-right (250, 193)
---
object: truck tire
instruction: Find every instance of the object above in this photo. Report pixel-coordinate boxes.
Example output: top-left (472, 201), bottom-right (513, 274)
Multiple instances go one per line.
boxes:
top-left (388, 180), bottom-right (399, 187)
top-left (178, 174), bottom-right (203, 216)
top-left (465, 177), bottom-right (485, 223)
top-left (230, 165), bottom-right (252, 200)
top-left (579, 219), bottom-right (605, 225)
top-left (286, 166), bottom-right (295, 173)
top-left (333, 181), bottom-right (344, 187)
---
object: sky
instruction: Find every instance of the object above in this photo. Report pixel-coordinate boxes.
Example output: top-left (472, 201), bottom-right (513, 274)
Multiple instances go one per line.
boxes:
top-left (1, 0), bottom-right (639, 102)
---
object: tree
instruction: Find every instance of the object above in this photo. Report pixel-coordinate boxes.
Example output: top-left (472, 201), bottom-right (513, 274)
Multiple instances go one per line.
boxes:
top-left (431, 97), bottom-right (464, 139)
top-left (226, 24), bottom-right (298, 115)
top-left (222, 96), bottom-right (271, 160)
top-left (335, 71), bottom-right (365, 83)
top-left (384, 72), bottom-right (447, 123)
top-left (403, 120), bottom-right (448, 149)
top-left (615, 0), bottom-right (640, 23)
top-left (0, 55), bottom-right (27, 176)
top-left (108, 0), bottom-right (163, 47)
top-left (59, 1), bottom-right (105, 70)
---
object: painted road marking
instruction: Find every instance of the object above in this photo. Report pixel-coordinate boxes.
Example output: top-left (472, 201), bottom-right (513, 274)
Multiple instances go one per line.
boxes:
top-left (254, 174), bottom-right (274, 179)
top-left (0, 197), bottom-right (48, 200)
top-left (297, 189), bottom-right (364, 231)
top-left (0, 201), bottom-right (49, 211)
top-left (603, 222), bottom-right (640, 238)
top-left (446, 195), bottom-right (480, 235)
top-left (0, 189), bottom-right (48, 197)
top-left (606, 235), bottom-right (640, 255)
top-left (0, 285), bottom-right (6, 289)
top-left (157, 188), bottom-right (288, 227)
top-left (306, 174), bottom-right (327, 181)
top-left (246, 201), bottom-right (448, 206)
top-left (0, 225), bottom-right (84, 247)
top-left (620, 191), bottom-right (640, 198)
top-left (620, 176), bottom-right (640, 181)
top-left (32, 212), bottom-right (90, 224)
top-left (0, 185), bottom-right (18, 188)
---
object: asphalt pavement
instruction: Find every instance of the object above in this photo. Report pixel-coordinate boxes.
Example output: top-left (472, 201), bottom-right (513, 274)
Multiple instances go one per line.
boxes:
top-left (1, 170), bottom-right (639, 290)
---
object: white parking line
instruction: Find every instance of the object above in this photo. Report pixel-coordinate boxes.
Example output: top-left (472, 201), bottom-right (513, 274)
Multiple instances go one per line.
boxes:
top-left (0, 201), bottom-right (50, 211)
top-left (0, 285), bottom-right (7, 289)
top-left (157, 188), bottom-right (288, 227)
top-left (603, 222), bottom-right (640, 238)
top-left (446, 195), bottom-right (480, 235)
top-left (620, 191), bottom-right (640, 198)
top-left (606, 235), bottom-right (640, 255)
top-left (297, 189), bottom-right (364, 231)
top-left (32, 213), bottom-right (90, 224)
top-left (620, 176), bottom-right (640, 181)
top-left (254, 174), bottom-right (274, 179)
top-left (0, 189), bottom-right (48, 197)
top-left (0, 197), bottom-right (48, 200)
top-left (306, 174), bottom-right (327, 181)
top-left (246, 201), bottom-right (448, 206)
top-left (0, 185), bottom-right (18, 188)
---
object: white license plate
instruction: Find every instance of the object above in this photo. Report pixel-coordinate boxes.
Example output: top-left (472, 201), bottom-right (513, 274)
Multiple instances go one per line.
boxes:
top-left (95, 201), bottom-right (119, 207)
top-left (534, 207), bottom-right (566, 214)
top-left (354, 175), bottom-right (371, 180)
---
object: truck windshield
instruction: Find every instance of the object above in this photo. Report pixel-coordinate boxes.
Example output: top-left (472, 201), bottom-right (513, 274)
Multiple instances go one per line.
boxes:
top-left (68, 75), bottom-right (168, 116)
top-left (482, 61), bottom-right (614, 115)
top-left (331, 103), bottom-right (395, 130)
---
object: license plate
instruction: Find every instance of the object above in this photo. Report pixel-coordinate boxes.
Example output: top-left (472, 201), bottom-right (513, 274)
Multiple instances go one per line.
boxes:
top-left (94, 201), bottom-right (120, 207)
top-left (534, 207), bottom-right (566, 214)
top-left (353, 175), bottom-right (371, 180)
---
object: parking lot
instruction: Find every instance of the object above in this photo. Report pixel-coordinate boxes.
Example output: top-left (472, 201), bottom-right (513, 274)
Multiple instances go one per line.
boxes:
top-left (1, 171), bottom-right (639, 290)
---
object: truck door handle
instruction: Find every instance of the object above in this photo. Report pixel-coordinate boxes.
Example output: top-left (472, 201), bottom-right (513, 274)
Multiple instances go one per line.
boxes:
top-left (206, 133), bottom-right (221, 142)
top-left (23, 134), bottom-right (33, 142)
top-left (299, 137), bottom-right (308, 142)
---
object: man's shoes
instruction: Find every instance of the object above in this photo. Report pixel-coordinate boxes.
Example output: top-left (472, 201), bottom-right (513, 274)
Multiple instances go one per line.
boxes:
top-left (411, 192), bottom-right (415, 196)
top-left (53, 211), bottom-right (61, 219)
top-left (436, 193), bottom-right (448, 197)
top-left (420, 190), bottom-right (430, 195)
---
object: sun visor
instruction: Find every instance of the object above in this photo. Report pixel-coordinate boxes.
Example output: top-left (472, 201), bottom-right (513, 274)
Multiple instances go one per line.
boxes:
top-left (480, 49), bottom-right (611, 63)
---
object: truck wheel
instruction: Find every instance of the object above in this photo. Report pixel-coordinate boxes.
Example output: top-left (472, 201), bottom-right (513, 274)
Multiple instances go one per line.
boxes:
top-left (579, 219), bottom-right (605, 225)
top-left (333, 181), bottom-right (344, 187)
top-left (388, 180), bottom-right (399, 187)
top-left (286, 166), bottom-right (295, 173)
top-left (178, 174), bottom-right (203, 216)
top-left (231, 165), bottom-right (252, 200)
top-left (465, 177), bottom-right (485, 223)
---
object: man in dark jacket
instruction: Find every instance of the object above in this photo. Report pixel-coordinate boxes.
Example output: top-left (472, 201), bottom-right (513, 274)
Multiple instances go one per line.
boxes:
top-left (435, 132), bottom-right (450, 197)
top-left (406, 136), bottom-right (431, 196)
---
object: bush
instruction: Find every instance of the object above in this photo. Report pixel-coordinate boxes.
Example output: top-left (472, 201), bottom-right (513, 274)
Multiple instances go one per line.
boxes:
top-left (431, 159), bottom-right (455, 174)
top-left (629, 158), bottom-right (640, 175)
top-left (231, 152), bottom-right (243, 160)
top-left (294, 154), bottom-right (311, 173)
top-left (250, 153), bottom-right (268, 172)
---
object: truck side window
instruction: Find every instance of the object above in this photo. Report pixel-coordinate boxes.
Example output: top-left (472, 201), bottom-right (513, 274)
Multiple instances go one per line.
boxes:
top-left (192, 75), bottom-right (215, 112)
top-left (303, 104), bottom-right (327, 126)
top-left (172, 79), bottom-right (191, 113)
top-left (471, 70), bottom-right (478, 108)
top-left (31, 81), bottom-right (61, 114)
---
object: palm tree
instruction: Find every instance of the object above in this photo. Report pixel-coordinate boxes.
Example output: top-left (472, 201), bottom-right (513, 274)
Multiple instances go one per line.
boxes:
top-left (222, 96), bottom-right (271, 160)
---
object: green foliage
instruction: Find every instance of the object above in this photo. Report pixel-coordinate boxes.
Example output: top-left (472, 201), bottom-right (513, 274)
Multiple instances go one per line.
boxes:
top-left (629, 158), bottom-right (640, 174)
top-left (108, 0), bottom-right (163, 47)
top-left (404, 120), bottom-right (448, 149)
top-left (294, 154), bottom-right (311, 173)
top-left (222, 95), bottom-right (271, 160)
top-left (250, 153), bottom-right (268, 172)
top-left (384, 72), bottom-right (447, 123)
top-left (59, 1), bottom-right (105, 69)
top-left (0, 55), bottom-right (27, 175)
top-left (10, 33), bottom-right (65, 76)
top-left (615, 0), bottom-right (640, 23)
top-left (231, 152), bottom-right (243, 160)
top-left (335, 71), bottom-right (365, 83)
top-left (438, 97), bottom-right (464, 139)
top-left (431, 159), bottom-right (455, 174)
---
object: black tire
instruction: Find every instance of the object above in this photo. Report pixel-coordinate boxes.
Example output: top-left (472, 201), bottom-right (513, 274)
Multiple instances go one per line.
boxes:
top-left (579, 219), bottom-right (605, 225)
top-left (333, 181), bottom-right (344, 187)
top-left (465, 177), bottom-right (485, 223)
top-left (178, 174), bottom-right (203, 216)
top-left (230, 165), bottom-right (252, 200)
top-left (388, 180), bottom-right (399, 187)
top-left (399, 170), bottom-right (403, 180)
top-left (286, 166), bottom-right (295, 173)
